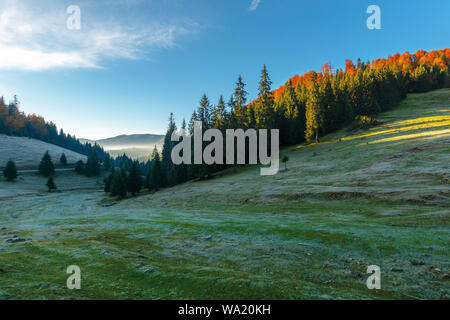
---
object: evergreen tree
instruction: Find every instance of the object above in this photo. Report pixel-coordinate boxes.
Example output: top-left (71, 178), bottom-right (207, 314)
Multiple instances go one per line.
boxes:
top-left (161, 113), bottom-right (177, 186)
top-left (110, 168), bottom-right (127, 198)
top-left (233, 75), bottom-right (248, 127)
top-left (127, 161), bottom-right (142, 196)
top-left (75, 160), bottom-right (85, 174)
top-left (145, 162), bottom-right (152, 189)
top-left (212, 95), bottom-right (227, 130)
top-left (3, 160), bottom-right (18, 181)
top-left (254, 65), bottom-right (275, 129)
top-left (104, 167), bottom-right (115, 193)
top-left (197, 94), bottom-right (212, 129)
top-left (39, 151), bottom-right (55, 177)
top-left (279, 80), bottom-right (300, 145)
top-left (46, 176), bottom-right (56, 192)
top-left (177, 119), bottom-right (188, 183)
top-left (188, 110), bottom-right (197, 134)
top-left (148, 147), bottom-right (163, 191)
top-left (103, 154), bottom-right (111, 172)
top-left (305, 75), bottom-right (325, 143)
top-left (60, 153), bottom-right (67, 166)
top-left (85, 148), bottom-right (100, 177)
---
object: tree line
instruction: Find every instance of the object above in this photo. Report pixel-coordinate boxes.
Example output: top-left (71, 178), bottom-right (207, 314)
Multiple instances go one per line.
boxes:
top-left (138, 48), bottom-right (449, 193)
top-left (0, 97), bottom-right (109, 161)
top-left (2, 49), bottom-right (449, 199)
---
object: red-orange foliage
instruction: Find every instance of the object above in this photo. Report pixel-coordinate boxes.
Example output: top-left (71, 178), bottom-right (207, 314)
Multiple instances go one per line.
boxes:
top-left (266, 48), bottom-right (449, 105)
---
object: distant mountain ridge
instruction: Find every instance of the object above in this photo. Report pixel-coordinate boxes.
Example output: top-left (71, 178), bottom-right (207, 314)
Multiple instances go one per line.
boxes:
top-left (80, 134), bottom-right (165, 161)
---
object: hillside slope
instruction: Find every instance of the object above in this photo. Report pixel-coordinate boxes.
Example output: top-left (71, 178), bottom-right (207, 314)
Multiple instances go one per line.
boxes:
top-left (0, 89), bottom-right (448, 299)
top-left (0, 135), bottom-right (87, 169)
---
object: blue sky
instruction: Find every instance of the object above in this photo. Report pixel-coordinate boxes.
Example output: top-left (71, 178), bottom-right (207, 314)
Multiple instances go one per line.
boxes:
top-left (0, 0), bottom-right (448, 139)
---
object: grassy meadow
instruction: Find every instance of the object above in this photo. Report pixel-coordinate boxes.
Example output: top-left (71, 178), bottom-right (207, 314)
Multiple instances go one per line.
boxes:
top-left (0, 89), bottom-right (449, 300)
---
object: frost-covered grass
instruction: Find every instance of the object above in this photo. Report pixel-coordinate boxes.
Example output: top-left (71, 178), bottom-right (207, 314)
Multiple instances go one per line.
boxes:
top-left (0, 89), bottom-right (449, 300)
top-left (0, 135), bottom-right (86, 170)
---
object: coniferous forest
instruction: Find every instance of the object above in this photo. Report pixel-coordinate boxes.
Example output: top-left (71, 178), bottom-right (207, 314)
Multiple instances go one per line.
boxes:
top-left (136, 49), bottom-right (450, 194)
top-left (1, 49), bottom-right (449, 198)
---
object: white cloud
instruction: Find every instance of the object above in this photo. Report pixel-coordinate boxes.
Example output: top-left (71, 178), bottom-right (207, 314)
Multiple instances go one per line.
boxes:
top-left (0, 0), bottom-right (198, 71)
top-left (249, 0), bottom-right (261, 11)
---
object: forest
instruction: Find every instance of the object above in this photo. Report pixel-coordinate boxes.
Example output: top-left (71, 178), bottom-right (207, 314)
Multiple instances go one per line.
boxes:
top-left (1, 49), bottom-right (449, 198)
top-left (136, 48), bottom-right (450, 195)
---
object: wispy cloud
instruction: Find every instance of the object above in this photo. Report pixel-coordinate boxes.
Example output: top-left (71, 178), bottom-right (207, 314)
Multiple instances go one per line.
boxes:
top-left (249, 0), bottom-right (261, 11)
top-left (0, 0), bottom-right (198, 71)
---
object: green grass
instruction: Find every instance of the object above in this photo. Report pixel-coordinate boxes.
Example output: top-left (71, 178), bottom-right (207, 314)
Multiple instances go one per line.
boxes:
top-left (0, 89), bottom-right (449, 300)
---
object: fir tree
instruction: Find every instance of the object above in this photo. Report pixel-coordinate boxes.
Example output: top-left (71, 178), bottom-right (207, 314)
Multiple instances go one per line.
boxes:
top-left (103, 154), bottom-right (111, 172)
top-left (85, 148), bottom-right (100, 177)
top-left (212, 95), bottom-right (227, 130)
top-left (127, 161), bottom-right (142, 196)
top-left (197, 94), bottom-right (212, 129)
top-left (161, 113), bottom-right (177, 187)
top-left (233, 75), bottom-right (248, 127)
top-left (104, 167), bottom-right (115, 193)
top-left (305, 76), bottom-right (325, 143)
top-left (39, 151), bottom-right (55, 177)
top-left (176, 119), bottom-right (188, 184)
top-left (75, 160), bottom-right (84, 174)
top-left (188, 110), bottom-right (198, 134)
top-left (110, 168), bottom-right (127, 198)
top-left (254, 65), bottom-right (275, 129)
top-left (148, 147), bottom-right (163, 191)
top-left (3, 160), bottom-right (18, 181)
top-left (60, 153), bottom-right (67, 166)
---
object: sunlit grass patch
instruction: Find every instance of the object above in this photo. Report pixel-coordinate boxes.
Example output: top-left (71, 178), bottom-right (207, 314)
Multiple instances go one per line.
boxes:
top-left (365, 129), bottom-right (450, 145)
top-left (381, 115), bottom-right (450, 129)
top-left (342, 120), bottom-right (450, 142)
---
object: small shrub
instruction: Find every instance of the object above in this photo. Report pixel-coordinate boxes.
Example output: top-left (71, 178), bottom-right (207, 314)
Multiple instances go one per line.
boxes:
top-left (46, 176), bottom-right (56, 192)
top-left (348, 115), bottom-right (379, 131)
top-left (281, 155), bottom-right (289, 171)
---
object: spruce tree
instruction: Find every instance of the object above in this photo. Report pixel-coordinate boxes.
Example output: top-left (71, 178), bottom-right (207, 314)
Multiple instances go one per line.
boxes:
top-left (254, 65), bottom-right (275, 129)
top-left (161, 113), bottom-right (177, 187)
top-left (148, 147), bottom-right (163, 191)
top-left (110, 168), bottom-right (127, 198)
top-left (60, 153), bottom-right (67, 166)
top-left (85, 149), bottom-right (100, 177)
top-left (104, 167), bottom-right (115, 193)
top-left (127, 161), bottom-right (142, 196)
top-left (212, 95), bottom-right (227, 130)
top-left (3, 160), bottom-right (18, 181)
top-left (39, 151), bottom-right (55, 177)
top-left (233, 75), bottom-right (248, 127)
top-left (305, 76), bottom-right (324, 143)
top-left (176, 119), bottom-right (188, 184)
top-left (145, 163), bottom-right (152, 189)
top-left (46, 176), bottom-right (56, 192)
top-left (197, 94), bottom-right (212, 129)
top-left (75, 160), bottom-right (84, 174)
top-left (103, 154), bottom-right (111, 172)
